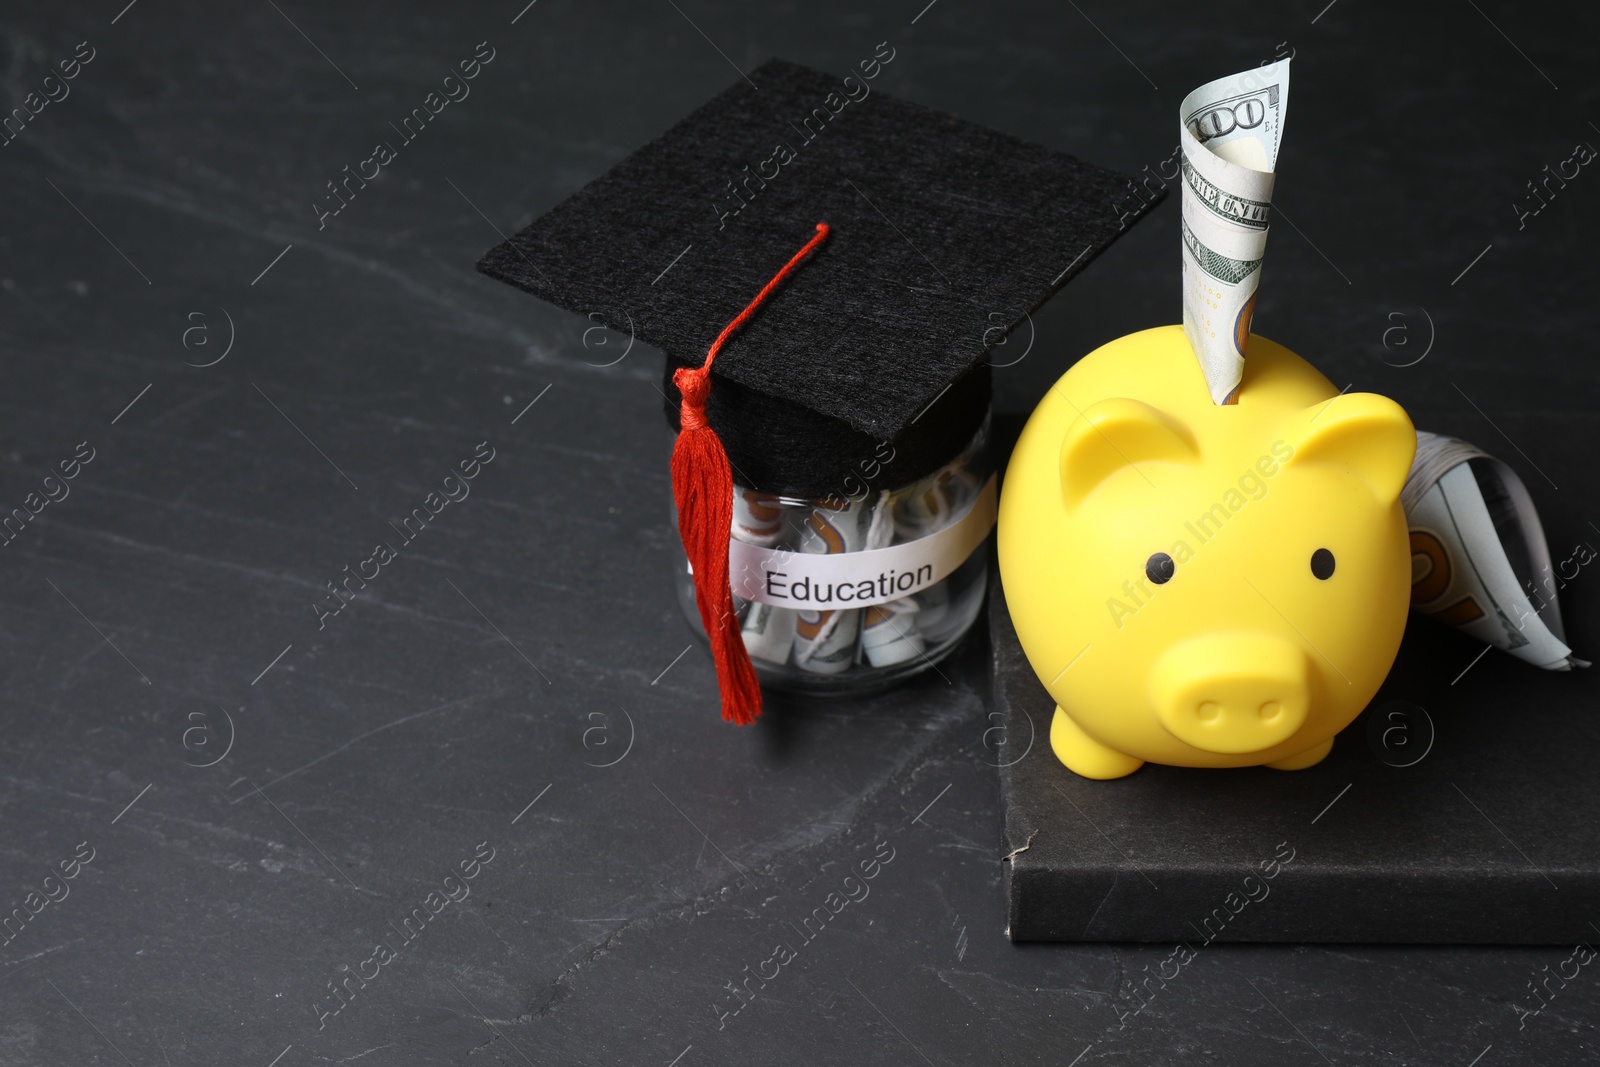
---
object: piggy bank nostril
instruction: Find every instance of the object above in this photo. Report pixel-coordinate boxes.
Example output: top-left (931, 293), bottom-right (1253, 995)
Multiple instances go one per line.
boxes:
top-left (1258, 700), bottom-right (1282, 720)
top-left (1196, 701), bottom-right (1221, 722)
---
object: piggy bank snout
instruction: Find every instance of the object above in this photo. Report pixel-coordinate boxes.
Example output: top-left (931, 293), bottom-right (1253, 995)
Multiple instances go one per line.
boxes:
top-left (1150, 634), bottom-right (1311, 754)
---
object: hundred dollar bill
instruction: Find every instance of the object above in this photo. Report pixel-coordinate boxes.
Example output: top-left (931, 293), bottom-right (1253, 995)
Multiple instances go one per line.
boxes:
top-left (792, 495), bottom-right (874, 673)
top-left (860, 603), bottom-right (924, 667)
top-left (860, 492), bottom-right (927, 668)
top-left (892, 458), bottom-right (985, 647)
top-left (1403, 431), bottom-right (1587, 671)
top-left (732, 487), bottom-right (786, 548)
top-left (730, 486), bottom-right (796, 663)
top-left (1179, 59), bottom-right (1290, 404)
top-left (741, 600), bottom-right (797, 665)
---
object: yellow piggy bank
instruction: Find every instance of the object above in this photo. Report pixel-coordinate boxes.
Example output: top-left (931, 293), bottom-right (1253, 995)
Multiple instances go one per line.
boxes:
top-left (997, 326), bottom-right (1416, 779)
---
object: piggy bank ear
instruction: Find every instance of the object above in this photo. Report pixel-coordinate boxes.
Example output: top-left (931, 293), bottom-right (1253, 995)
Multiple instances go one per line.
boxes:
top-left (1059, 398), bottom-right (1198, 510)
top-left (1281, 393), bottom-right (1416, 503)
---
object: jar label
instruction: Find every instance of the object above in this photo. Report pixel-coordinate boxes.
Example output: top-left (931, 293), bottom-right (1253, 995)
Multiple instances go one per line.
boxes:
top-left (727, 475), bottom-right (997, 609)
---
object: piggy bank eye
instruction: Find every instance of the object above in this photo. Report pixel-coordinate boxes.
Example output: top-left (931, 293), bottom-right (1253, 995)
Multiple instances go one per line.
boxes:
top-left (1310, 548), bottom-right (1336, 580)
top-left (1146, 552), bottom-right (1175, 585)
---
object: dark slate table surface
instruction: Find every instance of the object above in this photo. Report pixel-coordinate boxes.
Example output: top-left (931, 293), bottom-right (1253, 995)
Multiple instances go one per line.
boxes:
top-left (2, 1), bottom-right (1597, 1064)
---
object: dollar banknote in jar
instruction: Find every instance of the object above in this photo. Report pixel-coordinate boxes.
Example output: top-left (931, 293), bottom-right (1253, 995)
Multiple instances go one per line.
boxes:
top-left (790, 494), bottom-right (878, 673)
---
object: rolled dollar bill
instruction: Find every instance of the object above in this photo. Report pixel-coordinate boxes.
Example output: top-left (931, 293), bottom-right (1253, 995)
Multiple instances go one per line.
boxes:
top-left (792, 495), bottom-right (874, 673)
top-left (1179, 59), bottom-right (1290, 404)
top-left (730, 486), bottom-right (797, 663)
top-left (860, 602), bottom-right (926, 667)
top-left (1403, 431), bottom-right (1587, 670)
top-left (891, 456), bottom-right (985, 647)
top-left (733, 487), bottom-right (787, 547)
top-left (893, 454), bottom-right (982, 539)
top-left (741, 600), bottom-right (797, 665)
top-left (910, 579), bottom-right (953, 642)
top-left (859, 492), bottom-right (927, 667)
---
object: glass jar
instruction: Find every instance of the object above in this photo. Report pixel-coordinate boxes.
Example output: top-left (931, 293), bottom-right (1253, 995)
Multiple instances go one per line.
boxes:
top-left (674, 418), bottom-right (994, 694)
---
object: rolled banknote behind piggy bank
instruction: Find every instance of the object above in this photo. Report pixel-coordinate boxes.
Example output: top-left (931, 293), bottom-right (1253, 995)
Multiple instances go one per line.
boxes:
top-left (1403, 431), bottom-right (1587, 670)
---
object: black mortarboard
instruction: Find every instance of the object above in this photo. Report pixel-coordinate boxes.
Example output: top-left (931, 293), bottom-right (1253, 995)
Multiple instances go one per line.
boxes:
top-left (477, 57), bottom-right (1162, 722)
top-left (478, 57), bottom-right (1162, 498)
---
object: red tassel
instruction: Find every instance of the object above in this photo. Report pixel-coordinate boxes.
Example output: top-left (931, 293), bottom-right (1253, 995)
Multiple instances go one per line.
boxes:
top-left (671, 381), bottom-right (762, 724)
top-left (672, 222), bottom-right (831, 724)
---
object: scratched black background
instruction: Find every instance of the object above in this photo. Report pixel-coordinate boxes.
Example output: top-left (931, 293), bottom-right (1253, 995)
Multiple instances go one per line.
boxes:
top-left (2, 1), bottom-right (1598, 1065)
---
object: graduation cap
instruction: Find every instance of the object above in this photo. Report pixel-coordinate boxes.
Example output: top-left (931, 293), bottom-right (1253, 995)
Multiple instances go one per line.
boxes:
top-left (478, 57), bottom-right (1163, 724)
